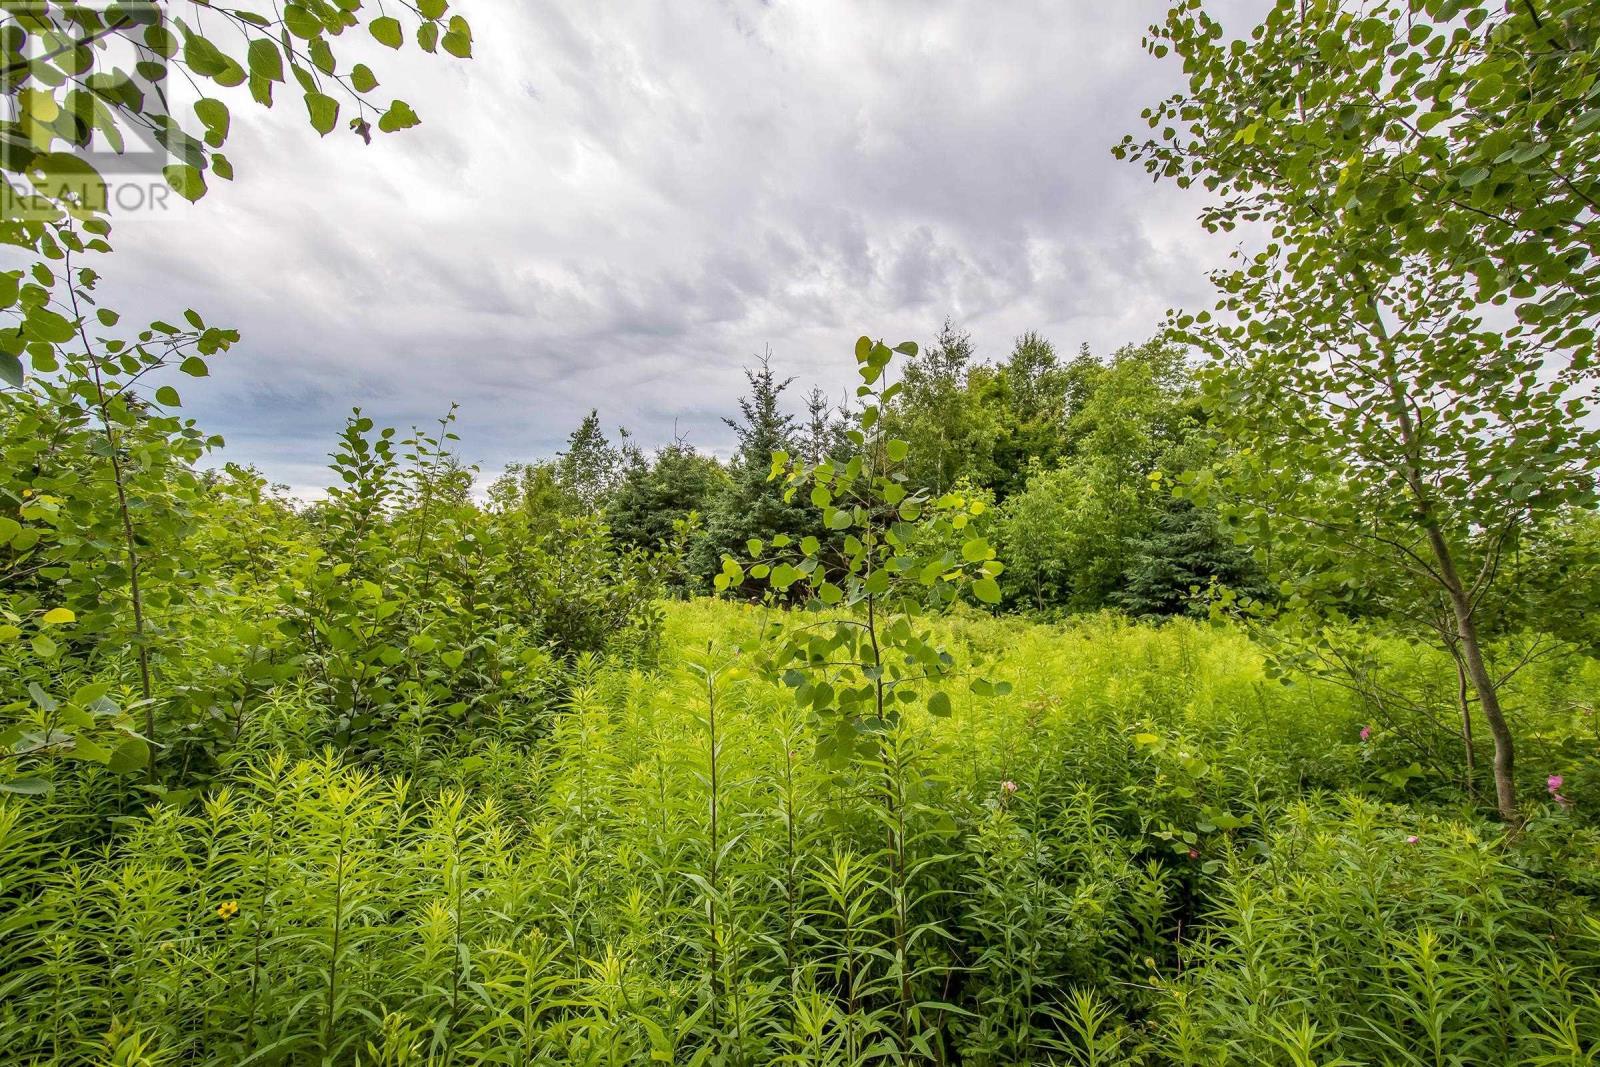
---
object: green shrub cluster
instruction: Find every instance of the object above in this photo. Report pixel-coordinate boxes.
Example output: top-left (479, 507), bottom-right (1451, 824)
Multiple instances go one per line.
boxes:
top-left (3, 602), bottom-right (1595, 1065)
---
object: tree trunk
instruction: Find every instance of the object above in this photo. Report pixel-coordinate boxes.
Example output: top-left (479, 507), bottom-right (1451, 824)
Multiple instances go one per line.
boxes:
top-left (1426, 526), bottom-right (1516, 819)
top-left (1452, 647), bottom-right (1476, 798)
top-left (1361, 288), bottom-right (1518, 821)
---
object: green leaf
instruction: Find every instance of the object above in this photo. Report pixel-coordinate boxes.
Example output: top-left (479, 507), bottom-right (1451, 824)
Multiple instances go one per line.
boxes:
top-left (927, 691), bottom-right (952, 717)
top-left (24, 308), bottom-right (76, 344)
top-left (247, 38), bottom-right (284, 82)
top-left (370, 16), bottom-right (404, 49)
top-left (0, 778), bottom-right (52, 796)
top-left (419, 0), bottom-right (448, 18)
top-left (180, 356), bottom-right (209, 377)
top-left (442, 16), bottom-right (472, 58)
top-left (304, 92), bottom-right (339, 136)
top-left (378, 100), bottom-right (420, 132)
top-left (67, 736), bottom-right (111, 764)
top-left (284, 5), bottom-right (321, 39)
top-left (308, 37), bottom-right (336, 75)
top-left (0, 353), bottom-right (21, 388)
top-left (163, 164), bottom-right (206, 202)
top-left (886, 439), bottom-right (910, 462)
top-left (106, 738), bottom-right (150, 775)
top-left (41, 607), bottom-right (76, 626)
top-left (155, 385), bottom-right (180, 407)
top-left (195, 97), bottom-right (230, 147)
top-left (350, 64), bottom-right (379, 93)
top-left (971, 577), bottom-right (1001, 604)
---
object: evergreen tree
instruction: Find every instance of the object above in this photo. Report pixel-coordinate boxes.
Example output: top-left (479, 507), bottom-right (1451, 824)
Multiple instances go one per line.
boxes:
top-left (606, 442), bottom-right (728, 554)
top-left (692, 355), bottom-right (814, 590)
top-left (800, 386), bottom-right (849, 465)
top-left (1114, 496), bottom-right (1267, 617)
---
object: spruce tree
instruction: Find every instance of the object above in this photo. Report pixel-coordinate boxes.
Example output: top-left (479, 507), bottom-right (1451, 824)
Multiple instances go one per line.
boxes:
top-left (692, 356), bottom-right (814, 591)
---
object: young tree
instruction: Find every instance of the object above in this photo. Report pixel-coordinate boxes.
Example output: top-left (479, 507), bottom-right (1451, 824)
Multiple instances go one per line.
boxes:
top-left (887, 318), bottom-right (999, 495)
top-left (606, 442), bottom-right (728, 555)
top-left (692, 354), bottom-right (813, 590)
top-left (987, 332), bottom-right (1069, 500)
top-left (1114, 496), bottom-right (1267, 618)
top-left (717, 335), bottom-right (1011, 734)
top-left (485, 462), bottom-right (581, 527)
top-left (1120, 0), bottom-right (1600, 818)
top-left (556, 410), bottom-right (624, 511)
top-left (800, 386), bottom-right (847, 466)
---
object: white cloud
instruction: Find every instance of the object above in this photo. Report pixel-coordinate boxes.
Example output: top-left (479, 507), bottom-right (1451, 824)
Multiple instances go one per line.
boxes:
top-left (57, 0), bottom-right (1254, 494)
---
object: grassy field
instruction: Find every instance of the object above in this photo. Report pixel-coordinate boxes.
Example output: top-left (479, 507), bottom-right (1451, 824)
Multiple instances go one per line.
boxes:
top-left (3, 600), bottom-right (1597, 1065)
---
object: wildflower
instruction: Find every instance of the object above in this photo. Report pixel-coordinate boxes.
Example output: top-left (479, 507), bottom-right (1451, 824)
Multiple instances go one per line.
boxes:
top-left (1547, 775), bottom-right (1564, 794)
top-left (216, 900), bottom-right (239, 921)
top-left (1359, 725), bottom-right (1371, 742)
top-left (1187, 848), bottom-right (1199, 860)
top-left (1406, 835), bottom-right (1419, 845)
top-left (1000, 780), bottom-right (1018, 795)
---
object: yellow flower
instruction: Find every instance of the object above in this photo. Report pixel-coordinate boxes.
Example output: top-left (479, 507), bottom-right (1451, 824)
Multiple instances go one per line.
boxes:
top-left (216, 900), bottom-right (239, 920)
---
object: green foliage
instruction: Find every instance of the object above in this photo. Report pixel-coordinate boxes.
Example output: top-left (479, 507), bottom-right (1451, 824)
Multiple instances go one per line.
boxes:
top-left (993, 341), bottom-right (1243, 616)
top-left (720, 334), bottom-right (1012, 763)
top-left (606, 441), bottom-right (728, 560)
top-left (692, 356), bottom-right (814, 590)
top-left (0, 602), bottom-right (1594, 1064)
top-left (557, 410), bottom-right (628, 511)
top-left (1121, 0), bottom-right (1600, 819)
top-left (1115, 497), bottom-right (1267, 619)
top-left (0, 0), bottom-right (472, 250)
top-left (4, 1), bottom-right (1599, 1060)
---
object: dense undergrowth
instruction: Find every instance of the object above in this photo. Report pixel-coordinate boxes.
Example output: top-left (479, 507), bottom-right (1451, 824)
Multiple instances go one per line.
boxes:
top-left (3, 600), bottom-right (1596, 1066)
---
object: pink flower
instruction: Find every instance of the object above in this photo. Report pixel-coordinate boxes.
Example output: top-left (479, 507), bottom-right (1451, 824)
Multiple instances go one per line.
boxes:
top-left (1187, 848), bottom-right (1200, 860)
top-left (1359, 725), bottom-right (1371, 742)
top-left (1406, 835), bottom-right (1419, 845)
top-left (1547, 775), bottom-right (1564, 794)
top-left (1000, 780), bottom-right (1018, 795)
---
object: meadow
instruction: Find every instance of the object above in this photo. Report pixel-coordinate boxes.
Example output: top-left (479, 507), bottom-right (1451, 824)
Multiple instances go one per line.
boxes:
top-left (4, 600), bottom-right (1595, 1065)
top-left (5, 1), bottom-right (1600, 1063)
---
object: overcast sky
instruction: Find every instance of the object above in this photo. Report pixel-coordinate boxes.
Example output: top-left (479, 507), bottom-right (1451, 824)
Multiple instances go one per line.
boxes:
top-left (94, 1), bottom-right (1258, 494)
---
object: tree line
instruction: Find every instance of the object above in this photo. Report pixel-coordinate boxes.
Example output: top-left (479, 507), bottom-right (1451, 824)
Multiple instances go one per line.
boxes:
top-left (505, 322), bottom-right (1266, 620)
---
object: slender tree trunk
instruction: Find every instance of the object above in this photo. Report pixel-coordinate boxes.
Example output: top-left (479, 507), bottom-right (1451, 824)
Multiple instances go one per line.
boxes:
top-left (1363, 288), bottom-right (1517, 820)
top-left (1452, 646), bottom-right (1477, 798)
top-left (1427, 541), bottom-right (1516, 819)
top-left (70, 281), bottom-right (157, 779)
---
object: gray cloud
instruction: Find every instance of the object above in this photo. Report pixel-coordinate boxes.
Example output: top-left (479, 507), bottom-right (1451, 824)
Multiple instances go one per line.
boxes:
top-left (64, 0), bottom-right (1252, 494)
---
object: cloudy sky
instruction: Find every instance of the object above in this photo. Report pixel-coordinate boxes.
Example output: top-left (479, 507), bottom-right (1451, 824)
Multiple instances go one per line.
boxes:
top-left (97, 1), bottom-right (1258, 494)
